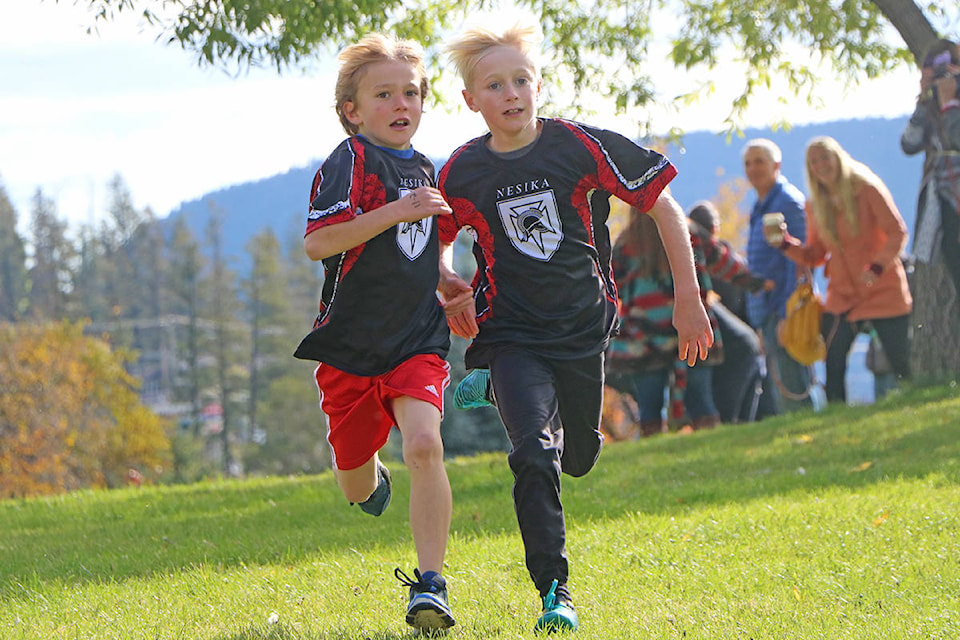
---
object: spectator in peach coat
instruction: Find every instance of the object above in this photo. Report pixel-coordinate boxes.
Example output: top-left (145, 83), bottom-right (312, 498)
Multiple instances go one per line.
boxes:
top-left (767, 136), bottom-right (912, 403)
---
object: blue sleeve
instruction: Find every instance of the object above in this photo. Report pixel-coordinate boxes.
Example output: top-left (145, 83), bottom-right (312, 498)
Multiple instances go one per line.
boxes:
top-left (770, 253), bottom-right (798, 320)
top-left (781, 192), bottom-right (806, 243)
top-left (771, 188), bottom-right (806, 318)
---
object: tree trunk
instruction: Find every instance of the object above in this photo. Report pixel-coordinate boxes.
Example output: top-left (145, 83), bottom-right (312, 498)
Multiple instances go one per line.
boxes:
top-left (871, 1), bottom-right (959, 380)
top-left (868, 0), bottom-right (938, 63)
top-left (908, 262), bottom-right (960, 379)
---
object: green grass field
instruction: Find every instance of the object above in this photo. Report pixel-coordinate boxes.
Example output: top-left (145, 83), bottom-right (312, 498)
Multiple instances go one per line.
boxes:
top-left (2, 383), bottom-right (959, 639)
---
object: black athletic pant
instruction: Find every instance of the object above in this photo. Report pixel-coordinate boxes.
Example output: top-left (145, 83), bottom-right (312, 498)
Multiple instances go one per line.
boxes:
top-left (489, 348), bottom-right (604, 597)
top-left (711, 302), bottom-right (764, 423)
top-left (821, 312), bottom-right (911, 403)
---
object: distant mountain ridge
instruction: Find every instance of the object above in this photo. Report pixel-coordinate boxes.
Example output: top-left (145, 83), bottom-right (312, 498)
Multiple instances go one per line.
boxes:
top-left (163, 115), bottom-right (923, 273)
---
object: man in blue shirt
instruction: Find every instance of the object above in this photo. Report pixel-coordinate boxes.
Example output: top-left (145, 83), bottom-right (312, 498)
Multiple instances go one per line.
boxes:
top-left (743, 138), bottom-right (811, 413)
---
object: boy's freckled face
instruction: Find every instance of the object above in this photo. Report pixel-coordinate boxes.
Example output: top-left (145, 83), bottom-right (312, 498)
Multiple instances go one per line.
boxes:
top-left (462, 45), bottom-right (541, 147)
top-left (343, 59), bottom-right (424, 150)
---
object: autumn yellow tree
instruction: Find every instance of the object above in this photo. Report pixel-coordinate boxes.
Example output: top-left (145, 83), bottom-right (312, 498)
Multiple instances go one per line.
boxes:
top-left (709, 173), bottom-right (752, 253)
top-left (0, 321), bottom-right (171, 498)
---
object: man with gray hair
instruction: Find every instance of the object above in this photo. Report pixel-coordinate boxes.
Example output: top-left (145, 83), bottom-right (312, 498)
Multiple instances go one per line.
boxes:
top-left (743, 138), bottom-right (811, 413)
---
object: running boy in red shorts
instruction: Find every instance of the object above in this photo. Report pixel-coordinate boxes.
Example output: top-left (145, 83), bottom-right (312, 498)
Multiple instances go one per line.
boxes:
top-left (293, 33), bottom-right (471, 632)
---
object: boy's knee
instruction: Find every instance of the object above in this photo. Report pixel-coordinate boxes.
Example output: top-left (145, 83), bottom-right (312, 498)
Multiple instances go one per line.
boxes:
top-left (508, 437), bottom-right (561, 476)
top-left (560, 446), bottom-right (601, 477)
top-left (402, 429), bottom-right (444, 465)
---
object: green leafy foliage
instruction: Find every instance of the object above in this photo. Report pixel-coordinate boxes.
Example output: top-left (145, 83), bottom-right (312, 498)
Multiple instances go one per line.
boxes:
top-left (73, 0), bottom-right (955, 130)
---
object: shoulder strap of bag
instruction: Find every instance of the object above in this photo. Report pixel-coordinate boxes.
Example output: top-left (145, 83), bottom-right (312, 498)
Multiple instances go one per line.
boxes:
top-left (769, 265), bottom-right (821, 401)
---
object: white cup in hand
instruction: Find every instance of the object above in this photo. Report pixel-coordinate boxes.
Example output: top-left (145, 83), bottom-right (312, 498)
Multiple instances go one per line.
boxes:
top-left (762, 212), bottom-right (785, 246)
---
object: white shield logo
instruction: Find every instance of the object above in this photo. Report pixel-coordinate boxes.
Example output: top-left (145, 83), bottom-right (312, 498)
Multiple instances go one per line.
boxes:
top-left (497, 190), bottom-right (563, 261)
top-left (396, 188), bottom-right (432, 261)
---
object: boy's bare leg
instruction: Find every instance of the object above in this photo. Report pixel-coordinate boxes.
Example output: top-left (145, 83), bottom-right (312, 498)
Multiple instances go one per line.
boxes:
top-left (335, 456), bottom-right (379, 503)
top-left (393, 396), bottom-right (451, 573)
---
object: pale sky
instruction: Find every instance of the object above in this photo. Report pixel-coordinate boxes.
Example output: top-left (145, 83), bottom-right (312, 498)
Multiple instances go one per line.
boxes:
top-left (1, 2), bottom-right (921, 230)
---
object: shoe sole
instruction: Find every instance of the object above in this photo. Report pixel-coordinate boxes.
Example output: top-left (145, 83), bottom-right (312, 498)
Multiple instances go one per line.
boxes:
top-left (408, 608), bottom-right (456, 631)
top-left (535, 609), bottom-right (578, 634)
top-left (407, 594), bottom-right (456, 631)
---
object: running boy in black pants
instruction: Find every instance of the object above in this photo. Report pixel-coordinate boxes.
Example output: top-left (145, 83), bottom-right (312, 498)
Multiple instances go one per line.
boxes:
top-left (435, 20), bottom-right (713, 633)
top-left (294, 33), bottom-right (471, 633)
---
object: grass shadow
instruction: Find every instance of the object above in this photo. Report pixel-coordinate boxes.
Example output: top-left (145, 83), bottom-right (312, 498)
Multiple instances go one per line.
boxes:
top-left (213, 624), bottom-right (446, 640)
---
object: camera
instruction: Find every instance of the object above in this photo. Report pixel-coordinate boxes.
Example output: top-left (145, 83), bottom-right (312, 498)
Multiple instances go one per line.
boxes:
top-left (933, 63), bottom-right (951, 80)
top-left (927, 51), bottom-right (958, 103)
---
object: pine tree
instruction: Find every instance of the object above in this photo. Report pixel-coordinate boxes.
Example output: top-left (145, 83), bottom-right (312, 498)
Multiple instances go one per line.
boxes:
top-left (0, 179), bottom-right (27, 321)
top-left (27, 189), bottom-right (76, 320)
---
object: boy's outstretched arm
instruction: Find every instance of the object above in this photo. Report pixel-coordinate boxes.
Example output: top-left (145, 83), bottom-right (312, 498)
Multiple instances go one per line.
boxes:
top-left (646, 193), bottom-right (714, 365)
top-left (439, 240), bottom-right (478, 339)
top-left (305, 186), bottom-right (451, 261)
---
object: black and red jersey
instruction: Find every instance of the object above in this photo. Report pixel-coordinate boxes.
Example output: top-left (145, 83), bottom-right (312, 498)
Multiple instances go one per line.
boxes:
top-left (437, 118), bottom-right (676, 368)
top-left (294, 136), bottom-right (449, 376)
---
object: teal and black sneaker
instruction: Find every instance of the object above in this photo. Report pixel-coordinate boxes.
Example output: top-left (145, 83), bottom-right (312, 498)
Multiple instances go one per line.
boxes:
top-left (453, 369), bottom-right (494, 410)
top-left (357, 461), bottom-right (391, 516)
top-left (395, 568), bottom-right (456, 632)
top-left (534, 580), bottom-right (578, 634)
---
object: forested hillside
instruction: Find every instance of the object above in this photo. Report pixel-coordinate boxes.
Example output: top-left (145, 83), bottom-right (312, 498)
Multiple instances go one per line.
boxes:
top-left (164, 115), bottom-right (921, 272)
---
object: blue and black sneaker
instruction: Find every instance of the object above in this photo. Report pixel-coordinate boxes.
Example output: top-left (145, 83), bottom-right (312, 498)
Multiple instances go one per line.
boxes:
top-left (395, 567), bottom-right (456, 632)
top-left (356, 461), bottom-right (391, 517)
top-left (534, 580), bottom-right (578, 634)
top-left (453, 368), bottom-right (494, 410)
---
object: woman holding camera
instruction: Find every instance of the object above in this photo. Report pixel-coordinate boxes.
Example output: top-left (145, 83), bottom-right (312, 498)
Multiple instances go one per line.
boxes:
top-left (766, 137), bottom-right (912, 404)
top-left (900, 39), bottom-right (960, 296)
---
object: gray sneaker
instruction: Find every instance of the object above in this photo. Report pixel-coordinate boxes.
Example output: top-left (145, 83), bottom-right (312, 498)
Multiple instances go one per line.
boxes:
top-left (356, 461), bottom-right (391, 516)
top-left (395, 568), bottom-right (456, 631)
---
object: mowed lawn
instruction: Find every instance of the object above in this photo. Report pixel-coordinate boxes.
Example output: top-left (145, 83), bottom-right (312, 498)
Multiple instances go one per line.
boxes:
top-left (1, 383), bottom-right (959, 639)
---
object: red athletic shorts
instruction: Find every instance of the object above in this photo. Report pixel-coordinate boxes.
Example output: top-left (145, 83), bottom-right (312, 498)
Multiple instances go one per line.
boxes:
top-left (313, 353), bottom-right (450, 471)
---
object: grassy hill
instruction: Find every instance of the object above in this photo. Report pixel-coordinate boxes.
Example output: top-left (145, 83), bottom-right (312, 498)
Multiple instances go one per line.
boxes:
top-left (2, 383), bottom-right (958, 639)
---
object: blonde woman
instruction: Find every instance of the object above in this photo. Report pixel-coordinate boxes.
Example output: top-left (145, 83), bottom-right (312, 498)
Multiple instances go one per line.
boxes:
top-left (766, 136), bottom-right (912, 403)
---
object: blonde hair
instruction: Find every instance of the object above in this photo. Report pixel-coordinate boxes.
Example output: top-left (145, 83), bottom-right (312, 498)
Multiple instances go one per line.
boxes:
top-left (445, 20), bottom-right (542, 90)
top-left (804, 136), bottom-right (881, 245)
top-left (334, 33), bottom-right (428, 135)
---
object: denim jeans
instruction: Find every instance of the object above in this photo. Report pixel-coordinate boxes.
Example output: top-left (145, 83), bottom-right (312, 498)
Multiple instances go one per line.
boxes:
top-left (626, 363), bottom-right (717, 422)
top-left (760, 312), bottom-right (812, 413)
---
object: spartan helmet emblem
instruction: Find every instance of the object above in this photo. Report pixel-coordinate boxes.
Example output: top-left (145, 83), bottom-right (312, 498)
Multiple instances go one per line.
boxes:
top-left (513, 203), bottom-right (554, 255)
top-left (497, 190), bottom-right (563, 261)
